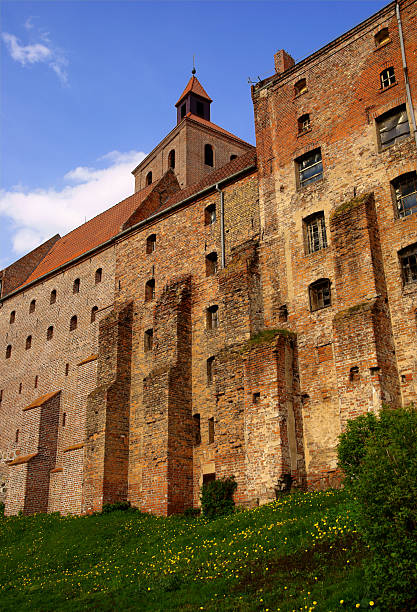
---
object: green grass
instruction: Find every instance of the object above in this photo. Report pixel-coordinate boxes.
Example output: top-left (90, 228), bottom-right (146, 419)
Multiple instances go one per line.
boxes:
top-left (0, 490), bottom-right (379, 611)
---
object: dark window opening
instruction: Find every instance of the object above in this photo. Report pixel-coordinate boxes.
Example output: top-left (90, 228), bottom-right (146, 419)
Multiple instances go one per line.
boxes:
top-left (206, 252), bottom-right (218, 276)
top-left (207, 305), bottom-right (219, 330)
top-left (168, 149), bottom-right (175, 170)
top-left (34, 375), bottom-right (38, 389)
top-left (91, 306), bottom-right (98, 323)
top-left (208, 417), bottom-right (215, 444)
top-left (5, 345), bottom-right (11, 359)
top-left (0, 390), bottom-right (3, 405)
top-left (29, 299), bottom-right (36, 313)
top-left (203, 473), bottom-right (216, 485)
top-left (47, 326), bottom-right (54, 340)
top-left (393, 172), bottom-right (417, 218)
top-left (304, 212), bottom-right (327, 253)
top-left (375, 27), bottom-right (390, 47)
top-left (294, 78), bottom-right (307, 96)
top-left (298, 113), bottom-right (311, 133)
top-left (349, 366), bottom-right (360, 382)
top-left (144, 328), bottom-right (154, 352)
top-left (377, 105), bottom-right (410, 149)
top-left (297, 148), bottom-right (323, 188)
top-left (399, 243), bottom-right (417, 285)
top-left (196, 101), bottom-right (204, 117)
top-left (95, 268), bottom-right (102, 284)
top-left (25, 335), bottom-right (32, 350)
top-left (207, 356), bottom-right (215, 385)
top-left (19, 383), bottom-right (22, 394)
top-left (193, 413), bottom-right (201, 445)
top-left (62, 412), bottom-right (66, 427)
top-left (9, 311), bottom-right (15, 324)
top-left (145, 279), bottom-right (155, 302)
top-left (65, 363), bottom-right (69, 377)
top-left (253, 392), bottom-right (260, 403)
top-left (15, 429), bottom-right (19, 444)
top-left (146, 171), bottom-right (153, 186)
top-left (309, 279), bottom-right (331, 311)
top-left (204, 144), bottom-right (214, 167)
top-left (73, 278), bottom-right (80, 294)
top-left (69, 316), bottom-right (77, 332)
top-left (181, 103), bottom-right (186, 119)
top-left (146, 234), bottom-right (156, 253)
top-left (230, 154), bottom-right (237, 161)
top-left (50, 289), bottom-right (57, 304)
top-left (279, 304), bottom-right (288, 322)
top-left (205, 203), bottom-right (216, 225)
top-left (380, 66), bottom-right (396, 89)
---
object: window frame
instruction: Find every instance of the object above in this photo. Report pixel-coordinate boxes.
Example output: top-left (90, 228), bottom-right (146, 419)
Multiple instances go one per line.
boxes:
top-left (206, 305), bottom-right (219, 330)
top-left (204, 144), bottom-right (214, 167)
top-left (399, 244), bottom-right (417, 286)
top-left (309, 278), bottom-right (332, 312)
top-left (296, 148), bottom-right (323, 189)
top-left (380, 67), bottom-right (396, 89)
top-left (392, 172), bottom-right (417, 219)
top-left (304, 212), bottom-right (328, 254)
top-left (376, 105), bottom-right (410, 150)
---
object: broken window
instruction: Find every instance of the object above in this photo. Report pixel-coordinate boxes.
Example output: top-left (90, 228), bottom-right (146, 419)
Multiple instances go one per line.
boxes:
top-left (208, 417), bottom-right (215, 444)
top-left (193, 414), bottom-right (201, 445)
top-left (73, 278), bottom-right (80, 294)
top-left (144, 328), bottom-right (154, 352)
top-left (207, 305), bottom-right (219, 330)
top-left (50, 289), bottom-right (57, 304)
top-left (206, 252), bottom-right (218, 276)
top-left (380, 66), bottom-right (396, 89)
top-left (304, 212), bottom-right (327, 253)
top-left (204, 144), bottom-right (214, 167)
top-left (26, 335), bottom-right (32, 350)
top-left (29, 299), bottom-right (36, 313)
top-left (69, 316), bottom-right (77, 332)
top-left (399, 244), bottom-right (417, 285)
top-left (393, 172), bottom-right (417, 218)
top-left (294, 78), bottom-right (307, 96)
top-left (47, 326), bottom-right (54, 340)
top-left (205, 203), bottom-right (216, 225)
top-left (377, 105), bottom-right (410, 149)
top-left (146, 171), bottom-right (153, 186)
top-left (145, 279), bottom-right (155, 302)
top-left (298, 113), bottom-right (310, 133)
top-left (375, 27), bottom-right (390, 47)
top-left (309, 279), bottom-right (331, 311)
top-left (168, 149), bottom-right (175, 170)
top-left (297, 148), bottom-right (323, 188)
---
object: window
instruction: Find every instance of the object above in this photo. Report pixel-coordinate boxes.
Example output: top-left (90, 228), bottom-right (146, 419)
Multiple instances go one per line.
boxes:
top-left (377, 105), bottom-right (410, 149)
top-left (65, 363), bottom-right (69, 377)
top-left (25, 335), bottom-right (32, 350)
top-left (208, 417), bottom-right (215, 444)
top-left (29, 299), bottom-right (36, 313)
top-left (193, 414), bottom-right (201, 445)
top-left (230, 154), bottom-right (237, 161)
top-left (50, 289), bottom-right (57, 304)
top-left (168, 149), bottom-right (175, 170)
top-left (69, 316), bottom-right (77, 332)
top-left (95, 268), bottom-right (102, 284)
top-left (309, 279), bottom-right (331, 311)
top-left (297, 148), bottom-right (323, 187)
top-left (206, 252), bottom-right (218, 276)
top-left (304, 212), bottom-right (327, 253)
top-left (9, 311), bottom-right (15, 324)
top-left (207, 305), bottom-right (219, 330)
top-left (279, 304), bottom-right (288, 322)
top-left (181, 103), bottom-right (186, 119)
top-left (207, 356), bottom-right (215, 385)
top-left (91, 306), bottom-right (98, 323)
top-left (204, 144), bottom-right (214, 167)
top-left (253, 392), bottom-right (260, 403)
top-left (15, 429), bottom-right (19, 444)
top-left (294, 78), bottom-right (307, 96)
top-left (392, 172), bottom-right (417, 218)
top-left (349, 366), bottom-right (360, 382)
top-left (380, 67), bottom-right (396, 89)
top-left (146, 171), bottom-right (153, 186)
top-left (145, 279), bottom-right (155, 302)
top-left (47, 326), bottom-right (54, 340)
top-left (0, 390), bottom-right (2, 405)
top-left (298, 113), bottom-right (310, 134)
top-left (203, 473), bottom-right (216, 485)
top-left (5, 345), bottom-right (11, 359)
top-left (196, 101), bottom-right (204, 117)
top-left (146, 234), bottom-right (156, 253)
top-left (34, 375), bottom-right (38, 389)
top-left (19, 383), bottom-right (22, 394)
top-left (399, 244), bottom-right (417, 285)
top-left (144, 328), bottom-right (154, 352)
top-left (62, 412), bottom-right (66, 427)
top-left (73, 278), bottom-right (80, 294)
top-left (205, 203), bottom-right (216, 225)
top-left (375, 27), bottom-right (390, 47)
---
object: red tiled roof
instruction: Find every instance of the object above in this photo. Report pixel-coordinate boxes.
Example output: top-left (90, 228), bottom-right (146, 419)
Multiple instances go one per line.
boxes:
top-left (186, 113), bottom-right (253, 147)
top-left (176, 76), bottom-right (212, 106)
top-left (19, 184), bottom-right (154, 288)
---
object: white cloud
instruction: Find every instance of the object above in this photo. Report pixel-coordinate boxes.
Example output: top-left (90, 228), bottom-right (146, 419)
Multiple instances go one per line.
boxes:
top-left (0, 150), bottom-right (147, 257)
top-left (2, 26), bottom-right (68, 85)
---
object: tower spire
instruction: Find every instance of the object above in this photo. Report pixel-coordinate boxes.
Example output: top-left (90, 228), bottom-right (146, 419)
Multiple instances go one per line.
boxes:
top-left (192, 54), bottom-right (196, 75)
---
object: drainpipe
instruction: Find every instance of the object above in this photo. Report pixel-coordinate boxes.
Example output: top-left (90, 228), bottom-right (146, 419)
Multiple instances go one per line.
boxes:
top-left (396, 1), bottom-right (417, 148)
top-left (215, 183), bottom-right (226, 269)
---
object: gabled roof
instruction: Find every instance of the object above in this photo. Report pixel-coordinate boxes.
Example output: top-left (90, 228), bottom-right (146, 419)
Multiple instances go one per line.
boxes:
top-left (186, 113), bottom-right (254, 147)
top-left (176, 76), bottom-right (212, 106)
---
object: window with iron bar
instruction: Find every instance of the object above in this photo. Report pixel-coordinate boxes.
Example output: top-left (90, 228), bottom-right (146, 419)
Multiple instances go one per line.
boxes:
top-left (399, 244), bottom-right (417, 285)
top-left (305, 212), bottom-right (327, 254)
top-left (393, 173), bottom-right (417, 218)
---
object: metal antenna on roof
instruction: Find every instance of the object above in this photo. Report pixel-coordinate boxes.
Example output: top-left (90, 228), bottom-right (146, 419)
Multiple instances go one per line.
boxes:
top-left (192, 55), bottom-right (196, 75)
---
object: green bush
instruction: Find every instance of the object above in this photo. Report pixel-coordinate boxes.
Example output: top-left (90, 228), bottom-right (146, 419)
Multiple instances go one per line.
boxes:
top-left (200, 476), bottom-right (237, 519)
top-left (0, 502), bottom-right (4, 517)
top-left (101, 501), bottom-right (134, 514)
top-left (337, 411), bottom-right (378, 482)
top-left (338, 407), bottom-right (417, 610)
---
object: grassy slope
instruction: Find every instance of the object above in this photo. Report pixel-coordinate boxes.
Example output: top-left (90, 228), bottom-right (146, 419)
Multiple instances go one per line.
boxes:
top-left (0, 490), bottom-right (378, 612)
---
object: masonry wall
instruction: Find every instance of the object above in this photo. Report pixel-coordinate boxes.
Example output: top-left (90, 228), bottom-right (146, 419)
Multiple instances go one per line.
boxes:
top-left (252, 0), bottom-right (417, 487)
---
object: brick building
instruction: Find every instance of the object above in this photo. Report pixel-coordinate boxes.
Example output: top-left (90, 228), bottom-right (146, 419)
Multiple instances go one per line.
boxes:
top-left (0, 0), bottom-right (416, 515)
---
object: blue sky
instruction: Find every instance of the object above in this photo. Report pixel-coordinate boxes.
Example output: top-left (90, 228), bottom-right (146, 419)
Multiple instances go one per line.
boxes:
top-left (1, 0), bottom-right (387, 268)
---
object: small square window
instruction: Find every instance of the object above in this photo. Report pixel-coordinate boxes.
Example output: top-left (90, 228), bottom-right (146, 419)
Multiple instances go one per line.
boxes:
top-left (380, 67), bottom-right (396, 89)
top-left (399, 244), bottom-right (417, 285)
top-left (296, 149), bottom-right (323, 188)
top-left (375, 28), bottom-right (390, 47)
top-left (309, 279), bottom-right (331, 311)
top-left (304, 212), bottom-right (327, 254)
top-left (377, 105), bottom-right (410, 149)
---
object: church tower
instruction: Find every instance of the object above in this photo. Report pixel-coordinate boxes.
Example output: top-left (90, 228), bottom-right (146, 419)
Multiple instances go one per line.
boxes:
top-left (175, 74), bottom-right (212, 124)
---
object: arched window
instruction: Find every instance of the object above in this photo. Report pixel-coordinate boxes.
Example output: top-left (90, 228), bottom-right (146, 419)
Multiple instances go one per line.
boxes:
top-left (146, 234), bottom-right (156, 254)
top-left (95, 268), bottom-right (102, 284)
top-left (69, 315), bottom-right (77, 332)
top-left (144, 328), bottom-right (154, 352)
top-left (145, 279), bottom-right (155, 302)
top-left (91, 306), bottom-right (99, 323)
top-left (230, 154), bottom-right (237, 161)
top-left (309, 279), bottom-right (331, 311)
top-left (146, 171), bottom-right (153, 186)
top-left (380, 67), bottom-right (395, 89)
top-left (25, 335), bottom-right (32, 350)
top-left (29, 299), bottom-right (36, 313)
top-left (206, 252), bottom-right (218, 276)
top-left (168, 149), bottom-right (175, 170)
top-left (375, 27), bottom-right (389, 47)
top-left (9, 311), bottom-right (15, 324)
top-left (294, 78), bottom-right (307, 96)
top-left (298, 113), bottom-right (311, 133)
top-left (50, 289), bottom-right (57, 305)
top-left (73, 278), bottom-right (80, 294)
top-left (204, 144), bottom-right (214, 167)
top-left (47, 326), bottom-right (54, 341)
top-left (5, 345), bottom-right (11, 359)
top-left (205, 203), bottom-right (216, 225)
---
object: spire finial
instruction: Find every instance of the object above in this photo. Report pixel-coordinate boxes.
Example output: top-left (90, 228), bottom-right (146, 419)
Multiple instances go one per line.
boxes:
top-left (192, 54), bottom-right (196, 75)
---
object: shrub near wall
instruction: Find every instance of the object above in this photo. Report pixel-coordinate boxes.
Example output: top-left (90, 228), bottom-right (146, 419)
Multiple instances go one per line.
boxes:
top-left (338, 407), bottom-right (417, 610)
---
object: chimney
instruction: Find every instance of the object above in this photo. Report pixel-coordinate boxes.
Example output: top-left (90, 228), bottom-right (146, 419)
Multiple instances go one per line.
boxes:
top-left (274, 50), bottom-right (295, 75)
